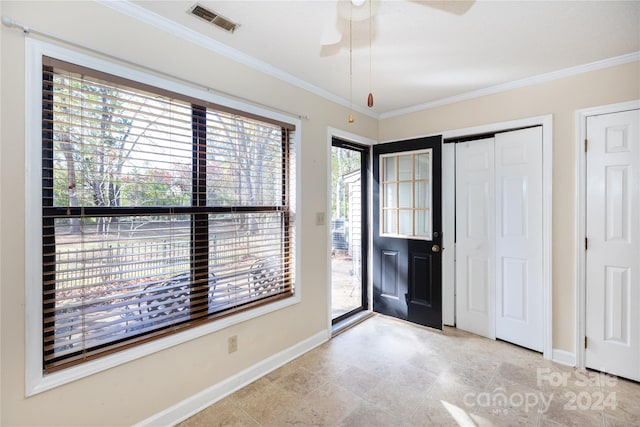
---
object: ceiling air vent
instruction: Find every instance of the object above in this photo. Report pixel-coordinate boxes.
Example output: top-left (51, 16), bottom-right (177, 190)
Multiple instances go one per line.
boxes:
top-left (189, 4), bottom-right (238, 33)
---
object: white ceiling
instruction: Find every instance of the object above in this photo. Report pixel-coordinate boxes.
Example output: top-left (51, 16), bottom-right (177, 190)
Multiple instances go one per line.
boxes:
top-left (124, 0), bottom-right (639, 116)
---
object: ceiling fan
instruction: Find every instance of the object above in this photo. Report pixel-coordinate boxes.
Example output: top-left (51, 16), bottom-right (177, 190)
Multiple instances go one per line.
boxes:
top-left (324, 0), bottom-right (475, 116)
top-left (320, 0), bottom-right (475, 56)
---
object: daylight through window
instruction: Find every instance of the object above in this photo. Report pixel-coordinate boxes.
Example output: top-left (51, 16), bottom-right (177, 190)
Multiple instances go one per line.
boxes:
top-left (41, 57), bottom-right (296, 372)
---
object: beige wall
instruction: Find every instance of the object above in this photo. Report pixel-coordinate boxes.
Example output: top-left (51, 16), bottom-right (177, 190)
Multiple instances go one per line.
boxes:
top-left (0, 1), bottom-right (377, 425)
top-left (2, 1), bottom-right (639, 425)
top-left (379, 61), bottom-right (640, 353)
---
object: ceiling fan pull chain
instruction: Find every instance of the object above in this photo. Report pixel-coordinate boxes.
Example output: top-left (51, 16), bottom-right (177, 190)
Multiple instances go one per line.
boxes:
top-left (367, 0), bottom-right (374, 108)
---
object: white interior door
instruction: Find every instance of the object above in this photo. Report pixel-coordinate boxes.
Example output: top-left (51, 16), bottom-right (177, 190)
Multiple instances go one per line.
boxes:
top-left (585, 109), bottom-right (640, 381)
top-left (494, 127), bottom-right (543, 351)
top-left (455, 138), bottom-right (495, 338)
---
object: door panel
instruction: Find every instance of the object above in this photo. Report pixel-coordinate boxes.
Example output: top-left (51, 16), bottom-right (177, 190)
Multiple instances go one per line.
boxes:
top-left (373, 136), bottom-right (442, 329)
top-left (381, 250), bottom-right (399, 297)
top-left (501, 257), bottom-right (527, 320)
top-left (586, 109), bottom-right (640, 381)
top-left (411, 253), bottom-right (432, 306)
top-left (467, 257), bottom-right (489, 314)
top-left (495, 127), bottom-right (543, 352)
top-left (603, 266), bottom-right (629, 344)
top-left (456, 138), bottom-right (495, 338)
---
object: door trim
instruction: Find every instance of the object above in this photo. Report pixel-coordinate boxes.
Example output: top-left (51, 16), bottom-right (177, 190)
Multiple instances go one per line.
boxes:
top-left (440, 115), bottom-right (553, 360)
top-left (575, 100), bottom-right (640, 369)
top-left (326, 127), bottom-right (376, 333)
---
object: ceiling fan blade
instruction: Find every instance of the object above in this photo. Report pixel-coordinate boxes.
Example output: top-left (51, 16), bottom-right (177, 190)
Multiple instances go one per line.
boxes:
top-left (320, 20), bottom-right (344, 46)
top-left (320, 0), bottom-right (472, 55)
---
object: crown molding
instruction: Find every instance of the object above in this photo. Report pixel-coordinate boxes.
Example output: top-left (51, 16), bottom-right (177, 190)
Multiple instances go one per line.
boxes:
top-left (97, 0), bottom-right (379, 120)
top-left (96, 1), bottom-right (638, 122)
top-left (380, 51), bottom-right (640, 119)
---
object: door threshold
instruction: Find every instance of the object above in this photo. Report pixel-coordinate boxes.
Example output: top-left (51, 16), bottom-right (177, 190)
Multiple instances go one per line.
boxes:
top-left (332, 310), bottom-right (375, 337)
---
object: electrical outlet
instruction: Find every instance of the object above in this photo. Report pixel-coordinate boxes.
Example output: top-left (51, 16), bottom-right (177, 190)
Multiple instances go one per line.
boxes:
top-left (228, 335), bottom-right (238, 353)
top-left (315, 212), bottom-right (325, 226)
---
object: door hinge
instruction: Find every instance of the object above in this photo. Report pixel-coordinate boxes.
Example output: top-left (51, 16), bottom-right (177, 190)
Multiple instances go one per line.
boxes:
top-left (584, 336), bottom-right (588, 349)
top-left (585, 237), bottom-right (588, 250)
top-left (584, 139), bottom-right (588, 152)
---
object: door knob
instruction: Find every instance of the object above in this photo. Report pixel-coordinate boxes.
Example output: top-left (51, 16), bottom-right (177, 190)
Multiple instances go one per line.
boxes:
top-left (432, 244), bottom-right (441, 253)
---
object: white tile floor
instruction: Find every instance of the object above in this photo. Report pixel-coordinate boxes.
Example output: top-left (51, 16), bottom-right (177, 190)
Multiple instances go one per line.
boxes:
top-left (180, 315), bottom-right (640, 426)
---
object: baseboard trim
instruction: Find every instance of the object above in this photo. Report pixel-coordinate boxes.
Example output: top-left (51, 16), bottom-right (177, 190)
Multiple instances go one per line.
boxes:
top-left (134, 329), bottom-right (330, 426)
top-left (552, 349), bottom-right (576, 367)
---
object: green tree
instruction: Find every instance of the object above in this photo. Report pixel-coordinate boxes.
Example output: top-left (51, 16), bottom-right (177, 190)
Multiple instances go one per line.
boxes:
top-left (52, 72), bottom-right (179, 234)
top-left (331, 146), bottom-right (360, 220)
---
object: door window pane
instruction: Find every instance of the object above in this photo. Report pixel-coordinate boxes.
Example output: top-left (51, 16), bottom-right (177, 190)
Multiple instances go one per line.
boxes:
top-left (384, 210), bottom-right (397, 235)
top-left (384, 184), bottom-right (397, 208)
top-left (380, 149), bottom-right (432, 240)
top-left (415, 153), bottom-right (430, 180)
top-left (415, 210), bottom-right (431, 237)
top-left (399, 210), bottom-right (413, 235)
top-left (384, 157), bottom-right (396, 181)
top-left (398, 182), bottom-right (412, 208)
top-left (398, 155), bottom-right (412, 180)
top-left (415, 182), bottom-right (430, 209)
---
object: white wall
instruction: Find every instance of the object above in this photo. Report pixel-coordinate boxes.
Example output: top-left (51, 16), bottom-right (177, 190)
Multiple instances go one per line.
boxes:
top-left (0, 1), bottom-right (377, 425)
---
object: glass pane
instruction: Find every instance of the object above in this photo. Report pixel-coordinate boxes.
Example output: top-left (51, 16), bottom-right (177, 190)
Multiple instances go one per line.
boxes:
top-left (331, 146), bottom-right (361, 219)
top-left (383, 183), bottom-right (396, 208)
top-left (209, 212), bottom-right (287, 311)
top-left (383, 156), bottom-right (396, 182)
top-left (415, 182), bottom-right (431, 209)
top-left (206, 112), bottom-right (283, 206)
top-left (415, 209), bottom-right (432, 238)
top-left (47, 215), bottom-right (192, 359)
top-left (399, 182), bottom-right (412, 208)
top-left (331, 145), bottom-right (364, 320)
top-left (399, 210), bottom-right (413, 235)
top-left (50, 75), bottom-right (193, 208)
top-left (398, 155), bottom-right (412, 181)
top-left (384, 210), bottom-right (397, 235)
top-left (415, 153), bottom-right (431, 180)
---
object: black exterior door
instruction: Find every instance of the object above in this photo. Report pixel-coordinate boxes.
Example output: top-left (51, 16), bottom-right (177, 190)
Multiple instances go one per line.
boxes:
top-left (373, 136), bottom-right (442, 329)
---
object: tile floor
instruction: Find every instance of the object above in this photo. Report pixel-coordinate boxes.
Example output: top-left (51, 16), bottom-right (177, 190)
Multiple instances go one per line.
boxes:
top-left (179, 315), bottom-right (640, 426)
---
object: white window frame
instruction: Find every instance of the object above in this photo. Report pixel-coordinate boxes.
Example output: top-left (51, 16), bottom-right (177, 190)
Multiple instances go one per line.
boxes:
top-left (25, 39), bottom-right (301, 396)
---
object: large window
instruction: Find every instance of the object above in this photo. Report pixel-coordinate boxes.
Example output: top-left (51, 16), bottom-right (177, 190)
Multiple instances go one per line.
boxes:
top-left (40, 57), bottom-right (296, 372)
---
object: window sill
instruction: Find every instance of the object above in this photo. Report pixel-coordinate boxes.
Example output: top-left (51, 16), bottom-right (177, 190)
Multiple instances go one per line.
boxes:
top-left (27, 294), bottom-right (299, 396)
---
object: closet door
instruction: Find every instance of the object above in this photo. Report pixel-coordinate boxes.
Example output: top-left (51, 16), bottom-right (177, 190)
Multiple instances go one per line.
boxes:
top-left (455, 138), bottom-right (495, 338)
top-left (585, 109), bottom-right (640, 381)
top-left (494, 127), bottom-right (543, 352)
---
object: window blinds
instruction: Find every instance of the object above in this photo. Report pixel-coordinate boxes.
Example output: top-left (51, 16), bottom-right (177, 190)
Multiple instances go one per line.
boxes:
top-left (41, 57), bottom-right (295, 371)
